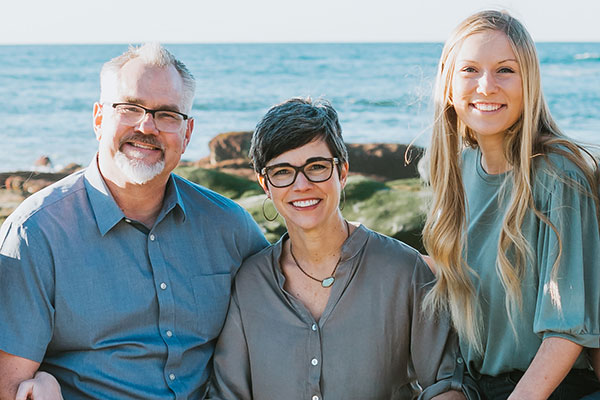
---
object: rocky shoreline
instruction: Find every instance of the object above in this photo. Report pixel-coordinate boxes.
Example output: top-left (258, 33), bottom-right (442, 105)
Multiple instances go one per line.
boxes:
top-left (0, 131), bottom-right (430, 249)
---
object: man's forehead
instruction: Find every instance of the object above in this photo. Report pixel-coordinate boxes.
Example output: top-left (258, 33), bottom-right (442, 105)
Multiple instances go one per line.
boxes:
top-left (113, 60), bottom-right (185, 108)
top-left (120, 96), bottom-right (182, 111)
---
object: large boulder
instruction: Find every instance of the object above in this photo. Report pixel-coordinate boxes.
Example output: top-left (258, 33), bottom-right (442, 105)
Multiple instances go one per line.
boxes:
top-left (175, 166), bottom-right (262, 200)
top-left (341, 176), bottom-right (430, 252)
top-left (60, 163), bottom-right (83, 174)
top-left (1, 171), bottom-right (70, 192)
top-left (346, 143), bottom-right (423, 180)
top-left (205, 131), bottom-right (424, 181)
top-left (0, 190), bottom-right (27, 226)
top-left (208, 131), bottom-right (253, 164)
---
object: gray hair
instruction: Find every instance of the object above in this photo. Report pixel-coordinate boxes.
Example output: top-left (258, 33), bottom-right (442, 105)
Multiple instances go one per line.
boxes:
top-left (100, 42), bottom-right (196, 113)
top-left (250, 97), bottom-right (348, 174)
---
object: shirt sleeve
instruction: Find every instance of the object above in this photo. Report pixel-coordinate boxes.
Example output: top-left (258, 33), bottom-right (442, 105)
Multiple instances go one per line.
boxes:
top-left (207, 288), bottom-right (252, 400)
top-left (410, 256), bottom-right (483, 399)
top-left (240, 209), bottom-right (269, 259)
top-left (0, 219), bottom-right (55, 362)
top-left (409, 256), bottom-right (460, 390)
top-left (534, 171), bottom-right (600, 348)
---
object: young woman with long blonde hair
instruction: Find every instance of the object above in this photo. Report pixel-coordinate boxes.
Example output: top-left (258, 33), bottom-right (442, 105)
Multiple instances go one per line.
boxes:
top-left (422, 10), bottom-right (600, 400)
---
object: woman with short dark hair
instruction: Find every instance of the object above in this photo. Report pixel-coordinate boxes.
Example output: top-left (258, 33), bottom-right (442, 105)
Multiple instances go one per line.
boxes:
top-left (208, 97), bottom-right (470, 399)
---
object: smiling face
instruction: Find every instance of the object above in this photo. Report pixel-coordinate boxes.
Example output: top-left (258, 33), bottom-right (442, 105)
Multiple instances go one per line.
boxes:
top-left (94, 58), bottom-right (193, 186)
top-left (259, 138), bottom-right (348, 233)
top-left (451, 30), bottom-right (523, 143)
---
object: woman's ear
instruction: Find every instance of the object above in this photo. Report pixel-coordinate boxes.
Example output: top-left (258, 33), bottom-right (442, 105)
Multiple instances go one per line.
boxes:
top-left (257, 173), bottom-right (269, 196)
top-left (340, 161), bottom-right (349, 188)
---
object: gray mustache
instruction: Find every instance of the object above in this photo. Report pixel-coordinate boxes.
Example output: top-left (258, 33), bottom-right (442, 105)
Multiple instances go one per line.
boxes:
top-left (119, 134), bottom-right (164, 151)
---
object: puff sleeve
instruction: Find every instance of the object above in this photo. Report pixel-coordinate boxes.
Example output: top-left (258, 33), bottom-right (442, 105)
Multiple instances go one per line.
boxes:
top-left (533, 170), bottom-right (600, 348)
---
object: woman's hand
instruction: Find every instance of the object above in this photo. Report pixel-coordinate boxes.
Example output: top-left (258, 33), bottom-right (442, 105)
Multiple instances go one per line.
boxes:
top-left (15, 371), bottom-right (63, 400)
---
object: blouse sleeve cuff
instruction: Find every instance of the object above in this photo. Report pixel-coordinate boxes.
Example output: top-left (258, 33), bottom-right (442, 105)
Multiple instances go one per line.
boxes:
top-left (418, 356), bottom-right (482, 400)
top-left (542, 331), bottom-right (600, 348)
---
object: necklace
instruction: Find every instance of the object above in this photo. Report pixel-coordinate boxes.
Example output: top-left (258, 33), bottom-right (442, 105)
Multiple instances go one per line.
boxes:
top-left (289, 220), bottom-right (350, 288)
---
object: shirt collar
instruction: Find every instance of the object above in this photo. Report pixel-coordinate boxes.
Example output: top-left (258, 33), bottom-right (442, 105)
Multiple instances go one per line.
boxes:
top-left (156, 175), bottom-right (187, 225)
top-left (84, 156), bottom-right (187, 236)
top-left (271, 222), bottom-right (370, 286)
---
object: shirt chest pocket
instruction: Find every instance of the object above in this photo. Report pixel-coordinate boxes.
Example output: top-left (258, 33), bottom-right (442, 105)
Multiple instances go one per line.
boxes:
top-left (191, 273), bottom-right (232, 341)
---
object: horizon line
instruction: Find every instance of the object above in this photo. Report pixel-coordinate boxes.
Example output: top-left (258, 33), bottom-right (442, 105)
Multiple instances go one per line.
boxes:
top-left (2, 40), bottom-right (600, 46)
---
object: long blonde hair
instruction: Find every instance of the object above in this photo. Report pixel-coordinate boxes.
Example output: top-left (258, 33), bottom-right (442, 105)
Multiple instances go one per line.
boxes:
top-left (422, 10), bottom-right (600, 353)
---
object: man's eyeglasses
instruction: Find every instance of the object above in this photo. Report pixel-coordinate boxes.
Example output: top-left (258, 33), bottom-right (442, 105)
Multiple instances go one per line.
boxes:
top-left (261, 157), bottom-right (339, 188)
top-left (110, 103), bottom-right (188, 133)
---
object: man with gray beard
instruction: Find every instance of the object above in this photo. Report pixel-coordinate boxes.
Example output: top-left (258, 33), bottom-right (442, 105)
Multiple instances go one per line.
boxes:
top-left (0, 43), bottom-right (268, 399)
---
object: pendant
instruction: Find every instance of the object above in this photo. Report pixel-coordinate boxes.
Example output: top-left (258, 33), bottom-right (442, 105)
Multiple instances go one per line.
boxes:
top-left (321, 277), bottom-right (335, 288)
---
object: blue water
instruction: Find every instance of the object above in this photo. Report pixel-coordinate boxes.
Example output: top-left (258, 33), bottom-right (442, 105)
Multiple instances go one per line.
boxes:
top-left (0, 43), bottom-right (598, 172)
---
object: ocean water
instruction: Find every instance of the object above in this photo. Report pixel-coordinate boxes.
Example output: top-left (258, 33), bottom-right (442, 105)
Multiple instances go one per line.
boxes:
top-left (0, 43), bottom-right (599, 172)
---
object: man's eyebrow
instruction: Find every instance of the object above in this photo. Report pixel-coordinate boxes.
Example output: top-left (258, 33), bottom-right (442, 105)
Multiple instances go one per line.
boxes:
top-left (123, 97), bottom-right (182, 112)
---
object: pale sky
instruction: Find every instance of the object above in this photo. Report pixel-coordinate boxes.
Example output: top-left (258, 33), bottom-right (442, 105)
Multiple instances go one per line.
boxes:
top-left (1, 0), bottom-right (598, 44)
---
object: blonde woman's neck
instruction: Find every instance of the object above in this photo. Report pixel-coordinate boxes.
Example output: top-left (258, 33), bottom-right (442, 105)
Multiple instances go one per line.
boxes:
top-left (477, 134), bottom-right (512, 175)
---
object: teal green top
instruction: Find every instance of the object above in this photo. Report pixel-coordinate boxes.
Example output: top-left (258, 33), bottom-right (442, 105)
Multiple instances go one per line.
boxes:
top-left (460, 147), bottom-right (600, 377)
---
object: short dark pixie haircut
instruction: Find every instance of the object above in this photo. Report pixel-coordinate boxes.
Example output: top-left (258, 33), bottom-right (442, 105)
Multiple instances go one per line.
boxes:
top-left (250, 97), bottom-right (348, 175)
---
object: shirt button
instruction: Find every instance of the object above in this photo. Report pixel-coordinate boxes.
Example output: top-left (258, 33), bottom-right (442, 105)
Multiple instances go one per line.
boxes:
top-left (166, 330), bottom-right (173, 337)
top-left (312, 396), bottom-right (319, 400)
top-left (311, 324), bottom-right (317, 331)
top-left (149, 234), bottom-right (156, 241)
top-left (160, 282), bottom-right (167, 290)
top-left (125, 218), bottom-right (131, 223)
top-left (311, 358), bottom-right (318, 366)
top-left (169, 373), bottom-right (175, 381)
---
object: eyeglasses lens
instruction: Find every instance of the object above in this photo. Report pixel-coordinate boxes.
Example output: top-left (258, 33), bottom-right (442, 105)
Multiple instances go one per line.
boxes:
top-left (114, 104), bottom-right (184, 132)
top-left (267, 160), bottom-right (333, 187)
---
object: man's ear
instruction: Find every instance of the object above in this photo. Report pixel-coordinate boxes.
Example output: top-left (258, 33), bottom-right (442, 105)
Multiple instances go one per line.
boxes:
top-left (257, 173), bottom-right (269, 195)
top-left (181, 118), bottom-right (194, 153)
top-left (93, 102), bottom-right (103, 140)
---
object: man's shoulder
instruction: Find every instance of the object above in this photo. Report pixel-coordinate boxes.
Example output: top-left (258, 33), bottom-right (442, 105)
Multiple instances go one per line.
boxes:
top-left (233, 243), bottom-right (277, 288)
top-left (173, 174), bottom-right (255, 231)
top-left (172, 173), bottom-right (248, 215)
top-left (239, 243), bottom-right (276, 269)
top-left (3, 170), bottom-right (87, 228)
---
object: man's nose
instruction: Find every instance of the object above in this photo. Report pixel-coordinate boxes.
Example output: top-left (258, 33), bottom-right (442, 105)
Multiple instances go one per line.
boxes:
top-left (137, 112), bottom-right (160, 134)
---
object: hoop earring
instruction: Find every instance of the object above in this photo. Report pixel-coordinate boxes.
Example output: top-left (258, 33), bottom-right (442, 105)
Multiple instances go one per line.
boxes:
top-left (262, 196), bottom-right (279, 221)
top-left (339, 188), bottom-right (346, 211)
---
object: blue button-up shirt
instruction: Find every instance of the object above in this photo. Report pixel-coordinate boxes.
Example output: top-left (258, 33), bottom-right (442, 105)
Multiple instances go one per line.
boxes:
top-left (0, 158), bottom-right (268, 399)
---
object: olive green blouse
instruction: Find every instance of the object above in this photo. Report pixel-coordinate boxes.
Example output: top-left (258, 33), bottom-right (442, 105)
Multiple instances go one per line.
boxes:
top-left (461, 147), bottom-right (600, 377)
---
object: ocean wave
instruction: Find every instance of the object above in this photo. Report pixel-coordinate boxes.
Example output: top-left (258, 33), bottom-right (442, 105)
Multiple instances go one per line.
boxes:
top-left (348, 99), bottom-right (399, 107)
top-left (574, 52), bottom-right (600, 61)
